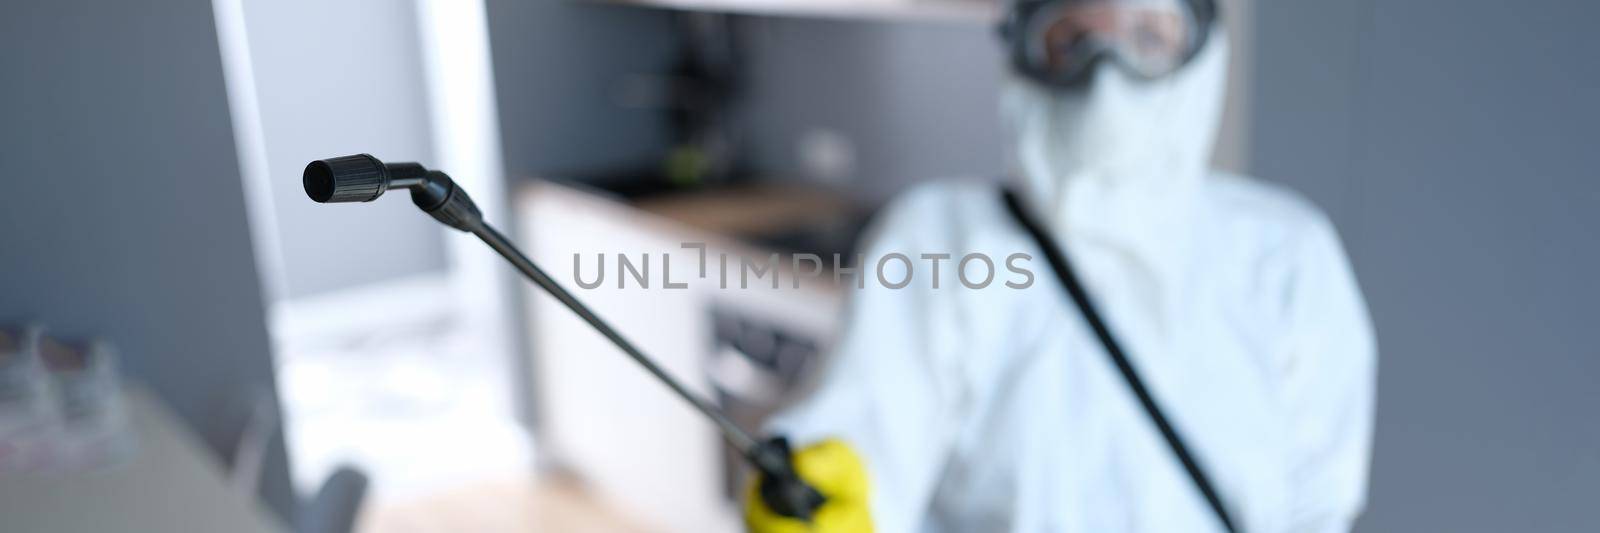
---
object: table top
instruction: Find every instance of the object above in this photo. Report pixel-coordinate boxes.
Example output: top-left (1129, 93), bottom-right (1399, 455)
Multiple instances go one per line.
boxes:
top-left (0, 384), bottom-right (289, 533)
top-left (361, 473), bottom-right (655, 533)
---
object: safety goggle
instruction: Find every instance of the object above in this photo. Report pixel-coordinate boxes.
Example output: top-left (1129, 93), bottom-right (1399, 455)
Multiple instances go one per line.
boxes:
top-left (999, 0), bottom-right (1217, 88)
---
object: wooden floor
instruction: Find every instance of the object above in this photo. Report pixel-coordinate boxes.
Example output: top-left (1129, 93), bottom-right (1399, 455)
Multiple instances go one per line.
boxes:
top-left (358, 475), bottom-right (655, 533)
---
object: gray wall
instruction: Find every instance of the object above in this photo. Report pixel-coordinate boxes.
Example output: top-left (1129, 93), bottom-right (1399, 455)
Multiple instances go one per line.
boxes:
top-left (482, 5), bottom-right (1005, 194)
top-left (0, 0), bottom-right (293, 517)
top-left (1254, 0), bottom-right (1600, 530)
top-left (733, 16), bottom-right (1007, 202)
top-left (486, 0), bottom-right (683, 179)
top-left (243, 0), bottom-right (447, 299)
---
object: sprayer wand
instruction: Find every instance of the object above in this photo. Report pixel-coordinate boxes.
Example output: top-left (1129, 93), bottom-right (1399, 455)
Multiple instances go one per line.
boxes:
top-left (303, 154), bottom-right (824, 521)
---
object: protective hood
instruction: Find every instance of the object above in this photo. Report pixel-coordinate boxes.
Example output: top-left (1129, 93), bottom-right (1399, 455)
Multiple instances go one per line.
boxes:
top-left (1002, 28), bottom-right (1229, 295)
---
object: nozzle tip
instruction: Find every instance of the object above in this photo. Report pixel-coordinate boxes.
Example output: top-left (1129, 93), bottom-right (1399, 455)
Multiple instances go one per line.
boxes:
top-left (304, 154), bottom-right (386, 203)
top-left (303, 160), bottom-right (336, 203)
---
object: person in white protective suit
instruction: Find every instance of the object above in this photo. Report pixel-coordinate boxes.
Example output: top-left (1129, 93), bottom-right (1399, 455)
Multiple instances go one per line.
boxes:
top-left (742, 0), bottom-right (1377, 532)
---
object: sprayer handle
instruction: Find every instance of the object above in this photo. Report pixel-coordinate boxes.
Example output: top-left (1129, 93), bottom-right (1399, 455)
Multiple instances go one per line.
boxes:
top-left (753, 436), bottom-right (827, 521)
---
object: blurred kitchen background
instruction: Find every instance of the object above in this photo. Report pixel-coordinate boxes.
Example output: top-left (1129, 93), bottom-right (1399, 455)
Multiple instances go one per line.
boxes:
top-left (1, 0), bottom-right (1596, 532)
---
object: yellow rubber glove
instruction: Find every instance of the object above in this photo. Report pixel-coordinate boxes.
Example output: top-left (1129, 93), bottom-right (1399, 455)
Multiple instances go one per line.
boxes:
top-left (743, 438), bottom-right (873, 533)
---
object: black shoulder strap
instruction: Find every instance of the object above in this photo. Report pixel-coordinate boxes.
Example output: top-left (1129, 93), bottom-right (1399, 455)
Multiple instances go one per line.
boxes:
top-left (1000, 188), bottom-right (1240, 533)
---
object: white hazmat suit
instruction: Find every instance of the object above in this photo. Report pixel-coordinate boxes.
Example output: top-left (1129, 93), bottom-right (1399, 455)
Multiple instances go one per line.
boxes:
top-left (769, 32), bottom-right (1377, 533)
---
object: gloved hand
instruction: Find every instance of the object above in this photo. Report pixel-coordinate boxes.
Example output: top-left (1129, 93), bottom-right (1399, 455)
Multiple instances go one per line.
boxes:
top-left (743, 438), bottom-right (873, 533)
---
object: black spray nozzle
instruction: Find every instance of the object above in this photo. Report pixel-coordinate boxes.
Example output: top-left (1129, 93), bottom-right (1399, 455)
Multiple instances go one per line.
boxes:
top-left (303, 154), bottom-right (483, 232)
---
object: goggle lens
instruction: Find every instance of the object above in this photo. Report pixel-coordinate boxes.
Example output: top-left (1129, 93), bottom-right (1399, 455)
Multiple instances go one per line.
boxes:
top-left (1006, 0), bottom-right (1210, 87)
